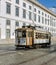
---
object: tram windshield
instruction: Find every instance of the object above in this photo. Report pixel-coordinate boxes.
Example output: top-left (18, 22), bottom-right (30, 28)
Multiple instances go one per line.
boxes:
top-left (16, 30), bottom-right (26, 38)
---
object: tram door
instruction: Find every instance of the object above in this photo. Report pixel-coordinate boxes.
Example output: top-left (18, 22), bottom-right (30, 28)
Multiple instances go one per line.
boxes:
top-left (27, 30), bottom-right (33, 46)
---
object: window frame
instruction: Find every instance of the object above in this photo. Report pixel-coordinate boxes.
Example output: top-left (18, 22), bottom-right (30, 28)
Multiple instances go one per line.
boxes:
top-left (6, 20), bottom-right (10, 25)
top-left (16, 0), bottom-right (19, 4)
top-left (6, 3), bottom-right (11, 14)
top-left (23, 9), bottom-right (26, 18)
top-left (15, 6), bottom-right (19, 16)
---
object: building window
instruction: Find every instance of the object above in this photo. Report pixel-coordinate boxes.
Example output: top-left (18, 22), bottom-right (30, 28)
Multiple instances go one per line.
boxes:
top-left (34, 14), bottom-right (36, 21)
top-left (29, 5), bottom-right (32, 10)
top-left (6, 29), bottom-right (10, 38)
top-left (34, 8), bottom-right (36, 12)
top-left (16, 0), bottom-right (19, 4)
top-left (45, 27), bottom-right (47, 31)
top-left (6, 20), bottom-right (10, 25)
top-left (45, 19), bottom-right (47, 24)
top-left (42, 17), bottom-right (44, 24)
top-left (50, 17), bottom-right (52, 26)
top-left (48, 15), bottom-right (49, 18)
top-left (23, 9), bottom-right (26, 18)
top-left (48, 19), bottom-right (49, 25)
top-left (42, 12), bottom-right (44, 15)
top-left (16, 21), bottom-right (19, 26)
top-left (38, 15), bottom-right (40, 22)
top-left (9, 0), bottom-right (11, 1)
top-left (15, 6), bottom-right (19, 16)
top-left (38, 10), bottom-right (40, 14)
top-left (29, 11), bottom-right (32, 20)
top-left (45, 14), bottom-right (47, 17)
top-left (6, 3), bottom-right (11, 14)
top-left (54, 22), bottom-right (55, 27)
top-left (23, 23), bottom-right (26, 26)
top-left (23, 2), bottom-right (26, 7)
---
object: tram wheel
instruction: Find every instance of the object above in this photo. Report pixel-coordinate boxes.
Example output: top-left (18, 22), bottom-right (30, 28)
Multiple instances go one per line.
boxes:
top-left (33, 45), bottom-right (37, 49)
top-left (15, 47), bottom-right (19, 50)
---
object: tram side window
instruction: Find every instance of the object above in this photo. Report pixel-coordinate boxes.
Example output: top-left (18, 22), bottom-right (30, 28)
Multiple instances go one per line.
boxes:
top-left (43, 34), bottom-right (48, 39)
top-left (22, 31), bottom-right (26, 37)
top-left (46, 34), bottom-right (48, 39)
top-left (41, 33), bottom-right (43, 39)
top-left (38, 33), bottom-right (41, 38)
top-left (35, 32), bottom-right (38, 39)
top-left (43, 34), bottom-right (46, 39)
top-left (42, 33), bottom-right (45, 39)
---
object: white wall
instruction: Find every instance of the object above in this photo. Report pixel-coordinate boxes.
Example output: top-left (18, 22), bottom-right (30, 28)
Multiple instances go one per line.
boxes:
top-left (1, 18), bottom-right (6, 39)
top-left (11, 20), bottom-right (15, 39)
top-left (0, 0), bottom-right (56, 40)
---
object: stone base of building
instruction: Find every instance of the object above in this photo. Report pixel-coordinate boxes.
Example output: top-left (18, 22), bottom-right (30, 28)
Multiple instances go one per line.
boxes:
top-left (0, 39), bottom-right (15, 44)
top-left (0, 37), bottom-right (56, 45)
top-left (51, 37), bottom-right (56, 45)
top-left (51, 37), bottom-right (56, 42)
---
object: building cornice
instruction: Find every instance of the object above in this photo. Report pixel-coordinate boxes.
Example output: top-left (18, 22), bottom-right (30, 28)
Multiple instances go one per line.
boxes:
top-left (28, 0), bottom-right (56, 17)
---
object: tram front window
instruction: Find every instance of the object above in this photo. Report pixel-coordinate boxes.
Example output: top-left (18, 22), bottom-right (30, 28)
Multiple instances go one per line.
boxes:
top-left (18, 31), bottom-right (22, 37)
top-left (17, 30), bottom-right (26, 38)
top-left (22, 31), bottom-right (26, 37)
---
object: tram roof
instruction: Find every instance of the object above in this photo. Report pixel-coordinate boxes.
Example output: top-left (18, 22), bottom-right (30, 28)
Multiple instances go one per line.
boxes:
top-left (15, 27), bottom-right (50, 34)
top-left (15, 27), bottom-right (32, 31)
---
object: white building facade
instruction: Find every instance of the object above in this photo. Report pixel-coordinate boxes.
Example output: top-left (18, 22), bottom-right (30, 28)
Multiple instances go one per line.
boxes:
top-left (0, 0), bottom-right (56, 44)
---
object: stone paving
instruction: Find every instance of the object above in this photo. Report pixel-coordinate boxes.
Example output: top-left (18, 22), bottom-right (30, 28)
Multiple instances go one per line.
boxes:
top-left (0, 44), bottom-right (56, 65)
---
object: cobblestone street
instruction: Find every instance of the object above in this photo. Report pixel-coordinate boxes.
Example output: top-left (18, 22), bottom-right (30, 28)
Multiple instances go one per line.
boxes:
top-left (0, 44), bottom-right (56, 65)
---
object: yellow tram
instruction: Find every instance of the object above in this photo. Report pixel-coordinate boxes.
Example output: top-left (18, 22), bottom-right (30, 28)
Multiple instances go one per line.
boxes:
top-left (15, 26), bottom-right (51, 48)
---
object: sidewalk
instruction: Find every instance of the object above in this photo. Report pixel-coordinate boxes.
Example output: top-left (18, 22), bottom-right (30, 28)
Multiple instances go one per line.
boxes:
top-left (0, 39), bottom-right (15, 45)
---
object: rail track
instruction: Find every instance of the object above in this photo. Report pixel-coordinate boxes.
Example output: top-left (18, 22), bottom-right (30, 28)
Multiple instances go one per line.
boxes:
top-left (9, 50), bottom-right (56, 65)
top-left (41, 56), bottom-right (56, 65)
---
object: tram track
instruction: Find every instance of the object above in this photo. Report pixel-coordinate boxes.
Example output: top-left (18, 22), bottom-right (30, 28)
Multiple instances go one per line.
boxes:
top-left (9, 51), bottom-right (55, 65)
top-left (40, 56), bottom-right (56, 65)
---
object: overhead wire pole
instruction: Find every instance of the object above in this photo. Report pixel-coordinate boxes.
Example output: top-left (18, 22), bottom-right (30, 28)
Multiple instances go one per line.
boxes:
top-left (25, 2), bottom-right (36, 27)
top-left (31, 0), bottom-right (43, 29)
top-left (31, 1), bottom-right (36, 26)
top-left (25, 0), bottom-right (40, 28)
top-left (25, 0), bottom-right (44, 30)
top-left (26, 0), bottom-right (40, 28)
